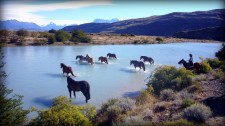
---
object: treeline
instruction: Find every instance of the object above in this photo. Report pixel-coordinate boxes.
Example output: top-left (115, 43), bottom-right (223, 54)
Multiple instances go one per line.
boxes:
top-left (0, 29), bottom-right (91, 45)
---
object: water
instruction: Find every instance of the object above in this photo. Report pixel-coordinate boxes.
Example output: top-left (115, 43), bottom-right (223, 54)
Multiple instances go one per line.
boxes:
top-left (3, 43), bottom-right (221, 110)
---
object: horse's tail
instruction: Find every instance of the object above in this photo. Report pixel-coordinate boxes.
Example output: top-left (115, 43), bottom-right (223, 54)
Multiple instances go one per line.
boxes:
top-left (87, 83), bottom-right (91, 100)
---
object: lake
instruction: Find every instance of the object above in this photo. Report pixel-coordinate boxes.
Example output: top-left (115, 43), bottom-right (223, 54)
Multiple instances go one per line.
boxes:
top-left (3, 43), bottom-right (221, 110)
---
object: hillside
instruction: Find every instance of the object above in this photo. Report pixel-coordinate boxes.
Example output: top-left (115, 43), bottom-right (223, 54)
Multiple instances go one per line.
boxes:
top-left (62, 9), bottom-right (225, 36)
top-left (173, 26), bottom-right (225, 41)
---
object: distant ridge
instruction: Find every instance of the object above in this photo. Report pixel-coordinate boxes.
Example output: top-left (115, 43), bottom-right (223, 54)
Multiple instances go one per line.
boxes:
top-left (62, 9), bottom-right (225, 37)
top-left (93, 18), bottom-right (119, 23)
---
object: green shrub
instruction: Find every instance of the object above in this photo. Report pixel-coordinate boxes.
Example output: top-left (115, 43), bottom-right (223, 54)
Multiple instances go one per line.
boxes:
top-left (16, 29), bottom-right (29, 37)
top-left (206, 58), bottom-right (222, 69)
top-left (162, 119), bottom-right (194, 126)
top-left (201, 59), bottom-right (212, 73)
top-left (28, 96), bottom-right (92, 126)
top-left (156, 37), bottom-right (163, 42)
top-left (182, 99), bottom-right (195, 108)
top-left (120, 116), bottom-right (152, 126)
top-left (148, 66), bottom-right (194, 95)
top-left (160, 89), bottom-right (175, 101)
top-left (55, 30), bottom-right (70, 42)
top-left (183, 103), bottom-right (212, 123)
top-left (178, 91), bottom-right (193, 99)
top-left (216, 44), bottom-right (225, 61)
top-left (136, 90), bottom-right (156, 105)
top-left (48, 34), bottom-right (56, 44)
top-left (71, 30), bottom-right (91, 43)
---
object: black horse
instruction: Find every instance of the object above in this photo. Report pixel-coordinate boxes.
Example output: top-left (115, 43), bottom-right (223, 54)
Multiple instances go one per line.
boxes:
top-left (107, 53), bottom-right (117, 59)
top-left (60, 63), bottom-right (75, 76)
top-left (178, 59), bottom-right (203, 73)
top-left (67, 76), bottom-right (90, 103)
top-left (76, 55), bottom-right (87, 61)
top-left (140, 56), bottom-right (154, 65)
top-left (99, 56), bottom-right (108, 64)
top-left (130, 60), bottom-right (145, 71)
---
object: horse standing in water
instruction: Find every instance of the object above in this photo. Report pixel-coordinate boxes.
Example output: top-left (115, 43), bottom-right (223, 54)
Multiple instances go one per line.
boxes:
top-left (99, 56), bottom-right (108, 64)
top-left (140, 56), bottom-right (154, 65)
top-left (130, 60), bottom-right (145, 71)
top-left (60, 63), bottom-right (75, 76)
top-left (178, 59), bottom-right (202, 73)
top-left (76, 55), bottom-right (87, 61)
top-left (107, 53), bottom-right (117, 59)
top-left (86, 54), bottom-right (94, 65)
top-left (67, 76), bottom-right (90, 103)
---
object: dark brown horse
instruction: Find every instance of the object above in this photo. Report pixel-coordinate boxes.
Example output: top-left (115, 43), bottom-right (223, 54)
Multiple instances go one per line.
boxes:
top-left (130, 60), bottom-right (145, 71)
top-left (99, 56), bottom-right (108, 64)
top-left (178, 59), bottom-right (203, 73)
top-left (86, 54), bottom-right (94, 65)
top-left (140, 56), bottom-right (154, 65)
top-left (76, 55), bottom-right (87, 61)
top-left (107, 53), bottom-right (117, 59)
top-left (67, 76), bottom-right (90, 103)
top-left (60, 63), bottom-right (75, 76)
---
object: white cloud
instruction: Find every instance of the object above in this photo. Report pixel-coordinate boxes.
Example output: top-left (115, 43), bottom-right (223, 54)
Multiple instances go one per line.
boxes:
top-left (2, 1), bottom-right (112, 25)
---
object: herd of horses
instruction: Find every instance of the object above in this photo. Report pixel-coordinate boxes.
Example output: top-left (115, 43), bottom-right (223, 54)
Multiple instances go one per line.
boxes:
top-left (61, 53), bottom-right (202, 103)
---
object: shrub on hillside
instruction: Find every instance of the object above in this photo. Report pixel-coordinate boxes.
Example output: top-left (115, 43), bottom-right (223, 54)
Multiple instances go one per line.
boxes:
top-left (182, 99), bottom-right (195, 108)
top-left (148, 66), bottom-right (194, 95)
top-left (216, 44), bottom-right (225, 61)
top-left (156, 37), bottom-right (163, 42)
top-left (55, 30), bottom-right (70, 42)
top-left (16, 29), bottom-right (29, 37)
top-left (28, 96), bottom-right (92, 126)
top-left (136, 90), bottom-right (156, 105)
top-left (183, 103), bottom-right (212, 123)
top-left (48, 34), bottom-right (56, 44)
top-left (206, 58), bottom-right (222, 69)
top-left (71, 30), bottom-right (91, 43)
top-left (160, 89), bottom-right (175, 101)
top-left (200, 59), bottom-right (212, 73)
top-left (162, 119), bottom-right (194, 126)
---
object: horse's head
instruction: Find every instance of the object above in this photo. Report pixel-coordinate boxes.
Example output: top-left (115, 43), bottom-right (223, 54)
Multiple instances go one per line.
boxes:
top-left (130, 60), bottom-right (133, 65)
top-left (178, 59), bottom-right (185, 65)
top-left (76, 56), bottom-right (79, 60)
top-left (107, 53), bottom-right (109, 57)
top-left (60, 63), bottom-right (63, 68)
top-left (98, 57), bottom-right (102, 61)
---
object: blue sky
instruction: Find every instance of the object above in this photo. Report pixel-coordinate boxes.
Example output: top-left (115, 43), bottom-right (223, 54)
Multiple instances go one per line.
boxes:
top-left (1, 0), bottom-right (224, 26)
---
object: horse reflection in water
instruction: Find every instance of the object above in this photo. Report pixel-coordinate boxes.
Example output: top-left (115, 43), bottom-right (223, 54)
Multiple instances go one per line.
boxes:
top-left (67, 76), bottom-right (90, 103)
top-left (99, 56), bottom-right (108, 64)
top-left (130, 60), bottom-right (145, 71)
top-left (140, 56), bottom-right (154, 65)
top-left (60, 63), bottom-right (75, 76)
top-left (86, 54), bottom-right (94, 65)
top-left (107, 53), bottom-right (117, 59)
top-left (178, 59), bottom-right (203, 73)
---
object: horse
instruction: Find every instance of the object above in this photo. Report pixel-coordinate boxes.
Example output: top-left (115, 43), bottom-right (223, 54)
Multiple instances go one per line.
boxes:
top-left (67, 76), bottom-right (90, 103)
top-left (130, 60), bottom-right (145, 71)
top-left (140, 56), bottom-right (154, 65)
top-left (76, 55), bottom-right (87, 61)
top-left (178, 59), bottom-right (202, 73)
top-left (99, 56), bottom-right (108, 64)
top-left (86, 54), bottom-right (94, 65)
top-left (60, 63), bottom-right (75, 76)
top-left (107, 53), bottom-right (117, 59)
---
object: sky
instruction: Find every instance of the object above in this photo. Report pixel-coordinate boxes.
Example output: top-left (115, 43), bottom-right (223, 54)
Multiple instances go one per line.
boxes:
top-left (1, 0), bottom-right (224, 26)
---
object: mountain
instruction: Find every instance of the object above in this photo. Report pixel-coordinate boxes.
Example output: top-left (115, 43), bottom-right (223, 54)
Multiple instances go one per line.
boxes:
top-left (0, 20), bottom-right (69, 31)
top-left (42, 22), bottom-right (67, 30)
top-left (173, 26), bottom-right (225, 41)
top-left (62, 9), bottom-right (225, 37)
top-left (93, 18), bottom-right (119, 23)
top-left (0, 20), bottom-right (42, 31)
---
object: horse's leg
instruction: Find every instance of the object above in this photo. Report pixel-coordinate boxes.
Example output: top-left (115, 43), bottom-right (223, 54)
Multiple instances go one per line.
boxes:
top-left (73, 91), bottom-right (76, 98)
top-left (69, 90), bottom-right (72, 98)
top-left (81, 90), bottom-right (88, 103)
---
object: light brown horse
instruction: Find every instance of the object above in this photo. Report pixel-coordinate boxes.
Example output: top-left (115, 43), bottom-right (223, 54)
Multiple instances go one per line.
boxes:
top-left (60, 63), bottom-right (75, 76)
top-left (86, 54), bottom-right (94, 65)
top-left (67, 76), bottom-right (90, 103)
top-left (99, 56), bottom-right (108, 64)
top-left (178, 59), bottom-right (203, 73)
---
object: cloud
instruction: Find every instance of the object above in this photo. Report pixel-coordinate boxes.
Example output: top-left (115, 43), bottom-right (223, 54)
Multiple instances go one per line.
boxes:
top-left (2, 1), bottom-right (112, 25)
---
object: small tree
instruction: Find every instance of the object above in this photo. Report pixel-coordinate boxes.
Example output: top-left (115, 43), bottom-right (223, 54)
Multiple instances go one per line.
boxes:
top-left (16, 29), bottom-right (29, 37)
top-left (48, 29), bottom-right (57, 33)
top-left (55, 30), bottom-right (70, 42)
top-left (48, 34), bottom-right (56, 44)
top-left (71, 30), bottom-right (91, 43)
top-left (0, 46), bottom-right (29, 125)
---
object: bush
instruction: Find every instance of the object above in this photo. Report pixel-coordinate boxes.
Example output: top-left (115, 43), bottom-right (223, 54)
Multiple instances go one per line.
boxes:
top-left (162, 119), bottom-right (194, 126)
top-left (206, 58), bottom-right (222, 69)
top-left (183, 103), bottom-right (212, 123)
top-left (148, 66), bottom-right (194, 95)
top-left (216, 44), bottom-right (225, 61)
top-left (200, 59), bottom-right (212, 73)
top-left (55, 30), bottom-right (70, 42)
top-left (178, 91), bottom-right (193, 99)
top-left (48, 34), bottom-right (56, 44)
top-left (16, 29), bottom-right (29, 37)
top-left (156, 37), bottom-right (163, 42)
top-left (136, 90), bottom-right (156, 105)
top-left (71, 30), bottom-right (91, 43)
top-left (48, 29), bottom-right (57, 33)
top-left (28, 96), bottom-right (92, 126)
top-left (160, 89), bottom-right (175, 101)
top-left (182, 99), bottom-right (195, 108)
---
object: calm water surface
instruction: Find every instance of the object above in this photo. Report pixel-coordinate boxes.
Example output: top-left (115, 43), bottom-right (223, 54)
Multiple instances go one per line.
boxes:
top-left (3, 43), bottom-right (221, 109)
